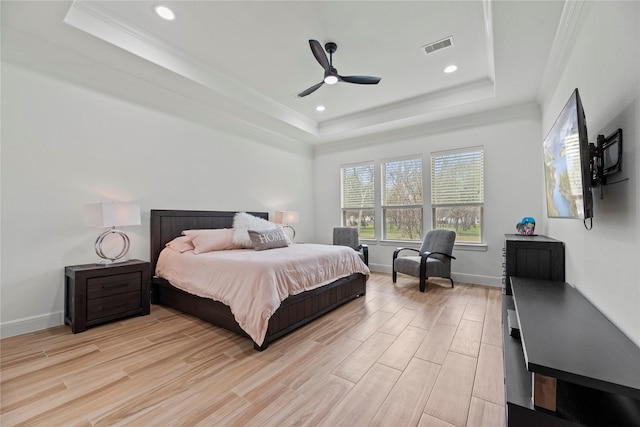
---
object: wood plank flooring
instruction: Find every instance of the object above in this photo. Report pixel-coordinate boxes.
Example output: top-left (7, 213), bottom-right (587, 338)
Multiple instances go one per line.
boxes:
top-left (0, 272), bottom-right (505, 427)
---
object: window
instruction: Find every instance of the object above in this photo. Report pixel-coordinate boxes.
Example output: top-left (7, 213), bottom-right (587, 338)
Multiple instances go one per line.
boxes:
top-left (341, 162), bottom-right (375, 238)
top-left (382, 156), bottom-right (423, 240)
top-left (431, 147), bottom-right (484, 243)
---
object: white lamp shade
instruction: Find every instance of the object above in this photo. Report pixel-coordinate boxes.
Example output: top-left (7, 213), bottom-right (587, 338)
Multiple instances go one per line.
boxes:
top-left (274, 210), bottom-right (299, 225)
top-left (84, 203), bottom-right (141, 228)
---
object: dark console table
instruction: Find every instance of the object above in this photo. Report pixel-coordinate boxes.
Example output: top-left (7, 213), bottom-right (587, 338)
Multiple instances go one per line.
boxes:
top-left (503, 277), bottom-right (640, 426)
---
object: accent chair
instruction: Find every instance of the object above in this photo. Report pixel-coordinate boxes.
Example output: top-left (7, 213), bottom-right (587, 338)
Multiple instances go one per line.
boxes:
top-left (333, 227), bottom-right (369, 266)
top-left (392, 229), bottom-right (456, 292)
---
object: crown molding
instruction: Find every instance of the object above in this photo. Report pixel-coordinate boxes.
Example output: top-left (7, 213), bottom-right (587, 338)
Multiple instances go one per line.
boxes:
top-left (316, 78), bottom-right (495, 138)
top-left (483, 0), bottom-right (496, 83)
top-left (63, 1), bottom-right (319, 137)
top-left (537, 0), bottom-right (589, 106)
top-left (314, 101), bottom-right (540, 156)
top-left (1, 27), bottom-right (314, 157)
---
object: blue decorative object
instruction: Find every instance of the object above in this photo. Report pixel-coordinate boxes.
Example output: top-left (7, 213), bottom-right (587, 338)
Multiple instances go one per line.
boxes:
top-left (516, 217), bottom-right (536, 235)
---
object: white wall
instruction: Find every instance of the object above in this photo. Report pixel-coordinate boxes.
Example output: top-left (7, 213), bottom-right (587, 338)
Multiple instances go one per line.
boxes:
top-left (0, 63), bottom-right (315, 337)
top-left (540, 1), bottom-right (639, 345)
top-left (313, 107), bottom-right (544, 286)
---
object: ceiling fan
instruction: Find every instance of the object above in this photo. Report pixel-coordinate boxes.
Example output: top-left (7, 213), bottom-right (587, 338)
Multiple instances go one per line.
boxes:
top-left (297, 40), bottom-right (381, 97)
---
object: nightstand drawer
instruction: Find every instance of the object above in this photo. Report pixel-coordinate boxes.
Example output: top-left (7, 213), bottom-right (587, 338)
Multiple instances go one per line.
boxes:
top-left (87, 272), bottom-right (141, 299)
top-left (87, 291), bottom-right (141, 321)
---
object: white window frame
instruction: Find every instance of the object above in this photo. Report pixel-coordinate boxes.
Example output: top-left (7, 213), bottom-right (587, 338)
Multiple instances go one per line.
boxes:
top-left (431, 146), bottom-right (485, 245)
top-left (340, 161), bottom-right (375, 239)
top-left (381, 155), bottom-right (423, 241)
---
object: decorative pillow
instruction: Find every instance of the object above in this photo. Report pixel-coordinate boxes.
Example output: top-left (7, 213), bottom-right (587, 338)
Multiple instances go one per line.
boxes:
top-left (248, 229), bottom-right (289, 251)
top-left (165, 236), bottom-right (195, 253)
top-left (182, 229), bottom-right (238, 254)
top-left (232, 212), bottom-right (279, 248)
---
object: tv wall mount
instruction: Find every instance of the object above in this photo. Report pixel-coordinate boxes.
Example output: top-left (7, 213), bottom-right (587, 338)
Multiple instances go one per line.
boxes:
top-left (589, 128), bottom-right (625, 189)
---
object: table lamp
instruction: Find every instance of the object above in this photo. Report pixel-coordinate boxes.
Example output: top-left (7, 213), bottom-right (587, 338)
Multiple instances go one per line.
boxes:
top-left (274, 210), bottom-right (299, 240)
top-left (84, 202), bottom-right (141, 263)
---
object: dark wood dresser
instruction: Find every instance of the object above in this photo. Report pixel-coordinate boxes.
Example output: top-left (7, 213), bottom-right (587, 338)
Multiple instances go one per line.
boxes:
top-left (503, 234), bottom-right (565, 295)
top-left (65, 259), bottom-right (150, 333)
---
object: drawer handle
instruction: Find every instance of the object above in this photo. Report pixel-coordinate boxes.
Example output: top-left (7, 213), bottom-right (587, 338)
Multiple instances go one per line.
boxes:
top-left (103, 302), bottom-right (129, 310)
top-left (102, 282), bottom-right (130, 289)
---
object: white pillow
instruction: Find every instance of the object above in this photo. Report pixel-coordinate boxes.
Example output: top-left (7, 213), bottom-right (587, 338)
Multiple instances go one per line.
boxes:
top-left (232, 212), bottom-right (278, 248)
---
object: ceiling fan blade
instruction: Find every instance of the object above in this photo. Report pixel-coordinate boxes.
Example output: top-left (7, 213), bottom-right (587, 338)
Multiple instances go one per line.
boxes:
top-left (309, 40), bottom-right (331, 72)
top-left (297, 81), bottom-right (324, 97)
top-left (340, 75), bottom-right (381, 85)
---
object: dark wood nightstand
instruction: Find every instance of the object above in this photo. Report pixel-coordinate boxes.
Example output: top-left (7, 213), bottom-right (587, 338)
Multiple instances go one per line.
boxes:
top-left (65, 259), bottom-right (150, 333)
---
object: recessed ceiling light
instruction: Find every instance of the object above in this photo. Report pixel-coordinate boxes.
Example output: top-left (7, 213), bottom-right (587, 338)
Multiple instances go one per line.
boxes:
top-left (444, 65), bottom-right (458, 74)
top-left (154, 5), bottom-right (175, 21)
top-left (316, 105), bottom-right (326, 112)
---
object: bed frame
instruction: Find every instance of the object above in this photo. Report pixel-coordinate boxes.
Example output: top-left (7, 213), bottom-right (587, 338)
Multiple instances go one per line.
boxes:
top-left (150, 209), bottom-right (367, 350)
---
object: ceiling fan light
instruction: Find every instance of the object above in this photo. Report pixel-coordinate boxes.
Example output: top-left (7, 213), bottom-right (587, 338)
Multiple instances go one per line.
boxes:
top-left (324, 74), bottom-right (338, 85)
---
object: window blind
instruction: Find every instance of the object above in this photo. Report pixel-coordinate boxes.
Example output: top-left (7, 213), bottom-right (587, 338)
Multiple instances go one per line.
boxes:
top-left (382, 156), bottom-right (423, 206)
top-left (431, 148), bottom-right (484, 205)
top-left (341, 163), bottom-right (375, 209)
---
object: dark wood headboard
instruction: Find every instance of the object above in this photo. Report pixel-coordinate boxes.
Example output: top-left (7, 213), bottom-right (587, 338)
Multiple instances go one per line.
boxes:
top-left (150, 209), bottom-right (269, 275)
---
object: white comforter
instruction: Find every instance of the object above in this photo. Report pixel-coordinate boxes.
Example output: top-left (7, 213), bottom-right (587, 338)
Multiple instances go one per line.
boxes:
top-left (155, 243), bottom-right (370, 345)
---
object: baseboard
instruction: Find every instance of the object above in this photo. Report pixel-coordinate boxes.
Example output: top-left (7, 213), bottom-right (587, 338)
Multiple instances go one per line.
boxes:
top-left (453, 272), bottom-right (503, 287)
top-left (0, 311), bottom-right (64, 339)
top-left (369, 264), bottom-right (503, 288)
top-left (369, 263), bottom-right (393, 274)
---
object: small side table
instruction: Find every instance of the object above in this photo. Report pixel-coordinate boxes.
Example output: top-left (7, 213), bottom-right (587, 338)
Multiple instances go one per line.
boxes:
top-left (65, 259), bottom-right (150, 333)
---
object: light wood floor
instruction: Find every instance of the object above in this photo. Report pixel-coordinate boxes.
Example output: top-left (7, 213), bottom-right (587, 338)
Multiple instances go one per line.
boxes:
top-left (1, 272), bottom-right (505, 427)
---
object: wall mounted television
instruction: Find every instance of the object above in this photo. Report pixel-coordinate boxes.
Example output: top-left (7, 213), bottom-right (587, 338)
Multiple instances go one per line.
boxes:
top-left (543, 88), bottom-right (593, 220)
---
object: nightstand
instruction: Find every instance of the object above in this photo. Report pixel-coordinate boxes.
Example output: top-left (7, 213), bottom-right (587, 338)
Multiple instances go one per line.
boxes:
top-left (65, 259), bottom-right (150, 333)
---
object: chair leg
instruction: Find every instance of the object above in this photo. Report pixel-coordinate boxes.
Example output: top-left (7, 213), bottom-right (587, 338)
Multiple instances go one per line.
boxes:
top-left (419, 257), bottom-right (427, 293)
top-left (448, 277), bottom-right (454, 288)
top-left (392, 270), bottom-right (397, 283)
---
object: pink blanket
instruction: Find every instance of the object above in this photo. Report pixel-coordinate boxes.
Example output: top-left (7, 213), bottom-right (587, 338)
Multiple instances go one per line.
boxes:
top-left (155, 243), bottom-right (370, 345)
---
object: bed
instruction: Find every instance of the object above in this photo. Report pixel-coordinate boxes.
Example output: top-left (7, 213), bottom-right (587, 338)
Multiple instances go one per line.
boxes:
top-left (150, 209), bottom-right (368, 350)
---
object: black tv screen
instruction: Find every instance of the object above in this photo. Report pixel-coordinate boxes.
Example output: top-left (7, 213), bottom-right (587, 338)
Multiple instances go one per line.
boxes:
top-left (543, 88), bottom-right (593, 219)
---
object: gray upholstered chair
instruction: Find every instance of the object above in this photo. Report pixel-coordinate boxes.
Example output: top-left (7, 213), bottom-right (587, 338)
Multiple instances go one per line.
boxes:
top-left (392, 229), bottom-right (456, 292)
top-left (333, 227), bottom-right (369, 266)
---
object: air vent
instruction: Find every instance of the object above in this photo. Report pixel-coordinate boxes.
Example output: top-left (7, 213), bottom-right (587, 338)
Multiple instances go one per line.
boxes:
top-left (423, 37), bottom-right (453, 54)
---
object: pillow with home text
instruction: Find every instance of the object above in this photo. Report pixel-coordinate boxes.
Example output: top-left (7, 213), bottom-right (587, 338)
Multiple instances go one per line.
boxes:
top-left (247, 229), bottom-right (289, 250)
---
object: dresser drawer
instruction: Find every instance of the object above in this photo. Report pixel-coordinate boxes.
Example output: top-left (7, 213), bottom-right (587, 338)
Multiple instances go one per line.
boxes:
top-left (87, 272), bottom-right (141, 299)
top-left (87, 291), bottom-right (141, 321)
